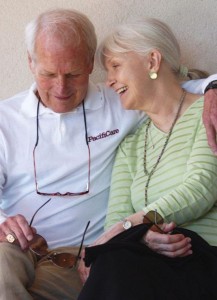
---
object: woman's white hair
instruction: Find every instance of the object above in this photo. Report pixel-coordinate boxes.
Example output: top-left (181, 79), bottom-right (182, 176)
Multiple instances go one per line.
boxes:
top-left (97, 18), bottom-right (209, 79)
top-left (25, 8), bottom-right (97, 64)
top-left (98, 18), bottom-right (181, 74)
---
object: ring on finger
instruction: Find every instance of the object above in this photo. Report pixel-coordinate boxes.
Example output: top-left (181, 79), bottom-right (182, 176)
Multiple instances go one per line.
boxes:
top-left (6, 233), bottom-right (17, 244)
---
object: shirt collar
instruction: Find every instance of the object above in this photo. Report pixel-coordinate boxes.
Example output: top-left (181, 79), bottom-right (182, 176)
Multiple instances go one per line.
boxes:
top-left (20, 81), bottom-right (104, 118)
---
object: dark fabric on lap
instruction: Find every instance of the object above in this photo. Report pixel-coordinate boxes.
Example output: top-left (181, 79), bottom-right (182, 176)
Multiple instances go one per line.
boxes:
top-left (78, 224), bottom-right (217, 300)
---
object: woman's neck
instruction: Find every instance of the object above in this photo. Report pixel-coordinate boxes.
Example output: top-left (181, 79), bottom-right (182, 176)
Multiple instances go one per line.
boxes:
top-left (143, 77), bottom-right (200, 133)
top-left (144, 83), bottom-right (186, 132)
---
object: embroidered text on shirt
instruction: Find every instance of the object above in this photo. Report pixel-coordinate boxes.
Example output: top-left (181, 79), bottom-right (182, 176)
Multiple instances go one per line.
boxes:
top-left (88, 129), bottom-right (119, 142)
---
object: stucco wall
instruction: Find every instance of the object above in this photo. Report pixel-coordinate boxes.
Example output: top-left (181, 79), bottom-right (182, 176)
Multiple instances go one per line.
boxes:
top-left (0, 0), bottom-right (216, 100)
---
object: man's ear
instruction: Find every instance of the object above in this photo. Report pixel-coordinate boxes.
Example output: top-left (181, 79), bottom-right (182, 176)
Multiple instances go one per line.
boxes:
top-left (88, 56), bottom-right (95, 74)
top-left (147, 49), bottom-right (162, 73)
top-left (27, 51), bottom-right (35, 74)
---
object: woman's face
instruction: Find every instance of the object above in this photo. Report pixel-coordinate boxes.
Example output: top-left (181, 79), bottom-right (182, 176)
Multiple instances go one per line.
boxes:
top-left (105, 51), bottom-right (150, 110)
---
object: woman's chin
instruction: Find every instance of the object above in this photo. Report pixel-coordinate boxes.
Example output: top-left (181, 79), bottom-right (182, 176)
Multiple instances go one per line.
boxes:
top-left (121, 102), bottom-right (134, 110)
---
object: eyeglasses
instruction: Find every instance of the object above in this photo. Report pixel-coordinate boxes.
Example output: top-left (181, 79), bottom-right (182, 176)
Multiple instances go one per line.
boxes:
top-left (28, 198), bottom-right (90, 268)
top-left (143, 210), bottom-right (164, 233)
top-left (33, 98), bottom-right (90, 196)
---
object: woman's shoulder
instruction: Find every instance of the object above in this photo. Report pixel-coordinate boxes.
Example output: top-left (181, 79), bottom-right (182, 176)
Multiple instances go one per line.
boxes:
top-left (118, 120), bottom-right (149, 157)
top-left (180, 94), bottom-right (204, 122)
top-left (123, 120), bottom-right (149, 142)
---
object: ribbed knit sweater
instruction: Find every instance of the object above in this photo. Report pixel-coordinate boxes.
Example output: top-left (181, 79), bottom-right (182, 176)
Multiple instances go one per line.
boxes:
top-left (105, 97), bottom-right (217, 246)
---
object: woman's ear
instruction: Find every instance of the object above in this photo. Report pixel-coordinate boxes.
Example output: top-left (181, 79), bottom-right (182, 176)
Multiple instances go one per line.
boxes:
top-left (148, 49), bottom-right (162, 73)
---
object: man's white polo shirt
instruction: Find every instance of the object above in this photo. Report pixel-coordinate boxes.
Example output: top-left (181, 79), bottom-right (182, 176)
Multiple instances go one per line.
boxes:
top-left (0, 82), bottom-right (145, 248)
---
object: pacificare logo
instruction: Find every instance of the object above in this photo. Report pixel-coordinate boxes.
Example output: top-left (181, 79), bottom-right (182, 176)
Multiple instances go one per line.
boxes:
top-left (88, 129), bottom-right (119, 142)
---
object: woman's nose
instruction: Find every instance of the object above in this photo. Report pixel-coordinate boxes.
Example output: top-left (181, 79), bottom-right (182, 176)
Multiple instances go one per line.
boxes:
top-left (106, 75), bottom-right (117, 87)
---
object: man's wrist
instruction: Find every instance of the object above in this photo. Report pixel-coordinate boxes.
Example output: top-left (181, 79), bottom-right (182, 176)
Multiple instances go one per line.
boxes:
top-left (204, 80), bottom-right (217, 93)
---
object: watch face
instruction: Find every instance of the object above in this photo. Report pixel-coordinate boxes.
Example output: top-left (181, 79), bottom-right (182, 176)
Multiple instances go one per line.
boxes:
top-left (123, 220), bottom-right (132, 230)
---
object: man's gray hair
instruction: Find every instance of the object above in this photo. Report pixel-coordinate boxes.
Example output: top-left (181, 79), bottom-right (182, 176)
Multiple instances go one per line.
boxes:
top-left (25, 8), bottom-right (97, 64)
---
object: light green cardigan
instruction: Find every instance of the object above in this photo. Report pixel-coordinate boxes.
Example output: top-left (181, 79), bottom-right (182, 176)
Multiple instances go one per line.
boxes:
top-left (105, 97), bottom-right (217, 246)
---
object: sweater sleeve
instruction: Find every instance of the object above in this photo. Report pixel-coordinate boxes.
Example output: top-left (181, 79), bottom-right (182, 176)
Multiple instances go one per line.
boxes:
top-left (105, 142), bottom-right (135, 229)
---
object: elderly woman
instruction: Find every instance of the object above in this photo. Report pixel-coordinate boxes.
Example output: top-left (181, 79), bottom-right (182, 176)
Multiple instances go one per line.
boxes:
top-left (78, 19), bottom-right (217, 300)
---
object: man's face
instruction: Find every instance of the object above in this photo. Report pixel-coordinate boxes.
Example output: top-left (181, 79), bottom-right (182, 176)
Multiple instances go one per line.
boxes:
top-left (29, 36), bottom-right (93, 113)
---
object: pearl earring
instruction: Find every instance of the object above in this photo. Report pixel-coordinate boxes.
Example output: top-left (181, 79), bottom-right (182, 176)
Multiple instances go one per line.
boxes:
top-left (149, 71), bottom-right (158, 80)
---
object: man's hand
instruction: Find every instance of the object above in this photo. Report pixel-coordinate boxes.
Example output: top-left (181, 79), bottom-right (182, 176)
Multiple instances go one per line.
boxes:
top-left (143, 222), bottom-right (192, 258)
top-left (0, 215), bottom-right (35, 251)
top-left (203, 89), bottom-right (217, 154)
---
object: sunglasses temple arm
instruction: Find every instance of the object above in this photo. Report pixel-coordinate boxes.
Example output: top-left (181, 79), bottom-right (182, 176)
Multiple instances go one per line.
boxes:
top-left (75, 220), bottom-right (90, 267)
top-left (29, 198), bottom-right (52, 227)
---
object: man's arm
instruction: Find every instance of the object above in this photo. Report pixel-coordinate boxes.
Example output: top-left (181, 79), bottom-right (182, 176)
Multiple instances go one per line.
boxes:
top-left (181, 74), bottom-right (217, 94)
top-left (203, 83), bottom-right (217, 154)
top-left (182, 74), bottom-right (217, 154)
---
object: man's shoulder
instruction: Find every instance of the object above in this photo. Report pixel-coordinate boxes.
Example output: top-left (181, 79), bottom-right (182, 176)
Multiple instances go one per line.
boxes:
top-left (0, 89), bottom-right (31, 127)
top-left (0, 89), bottom-right (29, 110)
top-left (86, 81), bottom-right (120, 109)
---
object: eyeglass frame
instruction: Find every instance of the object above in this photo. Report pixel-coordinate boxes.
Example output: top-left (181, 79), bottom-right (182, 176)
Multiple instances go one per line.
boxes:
top-left (33, 98), bottom-right (90, 196)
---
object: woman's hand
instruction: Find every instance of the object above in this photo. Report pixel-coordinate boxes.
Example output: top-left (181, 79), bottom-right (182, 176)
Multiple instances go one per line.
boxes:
top-left (143, 222), bottom-right (192, 257)
top-left (0, 214), bottom-right (35, 251)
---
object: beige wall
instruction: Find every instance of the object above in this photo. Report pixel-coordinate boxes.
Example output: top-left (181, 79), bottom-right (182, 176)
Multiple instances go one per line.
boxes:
top-left (0, 0), bottom-right (217, 100)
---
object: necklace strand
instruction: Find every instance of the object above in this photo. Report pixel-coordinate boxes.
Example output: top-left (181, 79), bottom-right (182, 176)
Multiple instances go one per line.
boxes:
top-left (143, 90), bottom-right (187, 206)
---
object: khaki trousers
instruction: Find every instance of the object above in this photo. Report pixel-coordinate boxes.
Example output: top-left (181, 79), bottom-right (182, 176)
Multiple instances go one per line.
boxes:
top-left (0, 242), bottom-right (83, 300)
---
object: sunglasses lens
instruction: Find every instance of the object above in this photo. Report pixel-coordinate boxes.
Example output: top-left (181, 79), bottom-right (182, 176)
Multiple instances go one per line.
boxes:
top-left (29, 234), bottom-right (49, 256)
top-left (51, 253), bottom-right (77, 268)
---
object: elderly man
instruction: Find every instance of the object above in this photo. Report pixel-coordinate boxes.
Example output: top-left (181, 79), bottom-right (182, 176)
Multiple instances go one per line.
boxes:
top-left (0, 8), bottom-right (216, 300)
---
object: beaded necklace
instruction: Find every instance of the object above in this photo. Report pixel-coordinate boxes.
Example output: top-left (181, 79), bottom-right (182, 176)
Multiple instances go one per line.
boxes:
top-left (143, 90), bottom-right (186, 206)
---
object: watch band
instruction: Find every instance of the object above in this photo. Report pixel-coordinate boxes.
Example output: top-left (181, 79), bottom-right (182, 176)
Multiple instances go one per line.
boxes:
top-left (204, 80), bottom-right (217, 93)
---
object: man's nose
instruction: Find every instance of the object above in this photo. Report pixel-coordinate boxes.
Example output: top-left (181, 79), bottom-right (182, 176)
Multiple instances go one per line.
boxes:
top-left (56, 76), bottom-right (68, 89)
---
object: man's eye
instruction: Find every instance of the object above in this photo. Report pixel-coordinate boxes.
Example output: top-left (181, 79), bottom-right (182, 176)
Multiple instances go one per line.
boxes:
top-left (43, 73), bottom-right (55, 78)
top-left (66, 74), bottom-right (81, 78)
top-left (112, 64), bottom-right (119, 69)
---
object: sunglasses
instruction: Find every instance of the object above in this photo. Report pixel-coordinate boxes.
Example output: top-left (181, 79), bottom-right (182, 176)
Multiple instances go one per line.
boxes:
top-left (143, 210), bottom-right (164, 233)
top-left (28, 198), bottom-right (90, 268)
top-left (33, 98), bottom-right (90, 196)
